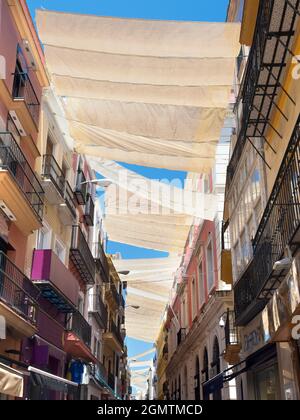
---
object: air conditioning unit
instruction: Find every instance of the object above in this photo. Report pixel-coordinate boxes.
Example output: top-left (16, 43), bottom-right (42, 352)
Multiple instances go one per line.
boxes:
top-left (0, 201), bottom-right (16, 221)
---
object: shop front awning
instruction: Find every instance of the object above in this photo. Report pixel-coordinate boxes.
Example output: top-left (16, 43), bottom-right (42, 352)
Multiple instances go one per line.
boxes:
top-left (36, 10), bottom-right (240, 173)
top-left (0, 362), bottom-right (24, 398)
top-left (28, 366), bottom-right (78, 396)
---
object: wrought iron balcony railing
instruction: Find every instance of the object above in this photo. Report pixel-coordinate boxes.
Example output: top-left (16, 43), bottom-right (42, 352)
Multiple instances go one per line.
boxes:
top-left (12, 70), bottom-right (40, 126)
top-left (42, 154), bottom-right (76, 218)
top-left (177, 328), bottom-right (186, 347)
top-left (89, 293), bottom-right (108, 329)
top-left (66, 310), bottom-right (92, 348)
top-left (83, 193), bottom-right (95, 226)
top-left (225, 309), bottom-right (239, 347)
top-left (74, 170), bottom-right (87, 205)
top-left (107, 372), bottom-right (115, 391)
top-left (226, 0), bottom-right (300, 190)
top-left (0, 132), bottom-right (44, 220)
top-left (109, 319), bottom-right (123, 346)
top-left (70, 225), bottom-right (95, 284)
top-left (0, 252), bottom-right (39, 325)
top-left (106, 281), bottom-right (120, 307)
top-left (234, 116), bottom-right (300, 324)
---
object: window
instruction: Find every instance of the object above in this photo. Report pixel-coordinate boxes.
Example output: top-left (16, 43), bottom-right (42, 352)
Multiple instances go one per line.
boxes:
top-left (37, 223), bottom-right (52, 249)
top-left (191, 278), bottom-right (197, 320)
top-left (198, 260), bottom-right (205, 307)
top-left (78, 295), bottom-right (84, 315)
top-left (54, 238), bottom-right (66, 263)
top-left (206, 239), bottom-right (214, 292)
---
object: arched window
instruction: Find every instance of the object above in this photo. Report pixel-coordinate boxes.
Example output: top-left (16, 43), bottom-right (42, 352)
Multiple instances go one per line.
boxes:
top-left (212, 337), bottom-right (221, 400)
top-left (194, 356), bottom-right (200, 400)
top-left (202, 347), bottom-right (209, 400)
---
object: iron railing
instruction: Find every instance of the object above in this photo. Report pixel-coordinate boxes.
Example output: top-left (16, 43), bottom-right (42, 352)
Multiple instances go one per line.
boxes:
top-left (177, 328), bottom-right (186, 347)
top-left (12, 70), bottom-right (40, 126)
top-left (0, 252), bottom-right (39, 325)
top-left (67, 310), bottom-right (91, 348)
top-left (0, 132), bottom-right (44, 220)
top-left (109, 319), bottom-right (123, 346)
top-left (74, 170), bottom-right (87, 205)
top-left (234, 116), bottom-right (300, 324)
top-left (226, 0), bottom-right (300, 189)
top-left (225, 309), bottom-right (239, 346)
top-left (42, 154), bottom-right (65, 195)
top-left (83, 193), bottom-right (95, 226)
top-left (70, 225), bottom-right (95, 284)
top-left (89, 294), bottom-right (108, 329)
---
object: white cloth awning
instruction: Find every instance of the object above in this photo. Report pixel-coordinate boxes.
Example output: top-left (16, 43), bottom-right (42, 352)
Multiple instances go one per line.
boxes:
top-left (36, 10), bottom-right (240, 172)
top-left (0, 362), bottom-right (24, 398)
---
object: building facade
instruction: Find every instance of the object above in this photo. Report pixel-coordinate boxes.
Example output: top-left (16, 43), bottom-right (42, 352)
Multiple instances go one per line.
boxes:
top-left (0, 0), bottom-right (127, 400)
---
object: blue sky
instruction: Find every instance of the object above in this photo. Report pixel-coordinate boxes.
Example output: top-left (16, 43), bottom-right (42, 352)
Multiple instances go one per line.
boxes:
top-left (27, 0), bottom-right (229, 390)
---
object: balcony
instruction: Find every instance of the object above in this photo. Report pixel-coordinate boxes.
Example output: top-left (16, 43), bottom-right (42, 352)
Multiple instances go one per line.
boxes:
top-left (89, 293), bottom-right (108, 330)
top-left (226, 0), bottom-right (300, 190)
top-left (12, 70), bottom-right (40, 127)
top-left (177, 328), bottom-right (186, 347)
top-left (31, 249), bottom-right (79, 313)
top-left (224, 310), bottom-right (240, 365)
top-left (70, 225), bottom-right (95, 285)
top-left (103, 319), bottom-right (123, 352)
top-left (105, 281), bottom-right (121, 309)
top-left (64, 310), bottom-right (95, 362)
top-left (107, 372), bottom-right (115, 391)
top-left (0, 132), bottom-right (44, 234)
top-left (0, 252), bottom-right (39, 337)
top-left (42, 155), bottom-right (76, 225)
top-left (234, 117), bottom-right (300, 325)
top-left (74, 170), bottom-right (87, 205)
top-left (95, 242), bottom-right (110, 283)
top-left (83, 193), bottom-right (94, 226)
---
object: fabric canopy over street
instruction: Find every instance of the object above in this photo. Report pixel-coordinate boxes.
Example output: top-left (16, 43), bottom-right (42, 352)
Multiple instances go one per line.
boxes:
top-left (0, 362), bottom-right (24, 398)
top-left (36, 10), bottom-right (239, 343)
top-left (36, 10), bottom-right (240, 172)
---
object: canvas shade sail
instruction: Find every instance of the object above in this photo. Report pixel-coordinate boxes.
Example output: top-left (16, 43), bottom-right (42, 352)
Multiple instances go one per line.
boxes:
top-left (114, 257), bottom-right (178, 341)
top-left (36, 10), bottom-right (240, 172)
top-left (0, 363), bottom-right (24, 398)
